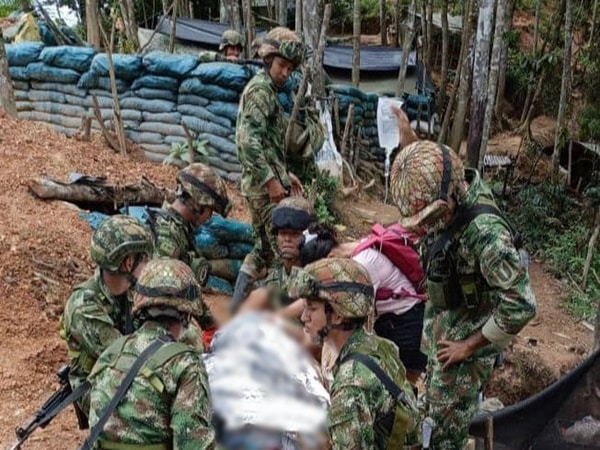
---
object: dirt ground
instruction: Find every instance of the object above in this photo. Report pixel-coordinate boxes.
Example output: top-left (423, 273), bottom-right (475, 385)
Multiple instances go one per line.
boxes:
top-left (0, 113), bottom-right (595, 449)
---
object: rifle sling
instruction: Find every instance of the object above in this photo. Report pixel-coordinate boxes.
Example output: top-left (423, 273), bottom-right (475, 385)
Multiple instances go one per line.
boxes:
top-left (80, 335), bottom-right (172, 450)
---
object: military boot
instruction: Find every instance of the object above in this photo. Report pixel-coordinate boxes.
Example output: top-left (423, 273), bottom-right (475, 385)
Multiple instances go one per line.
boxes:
top-left (230, 271), bottom-right (255, 313)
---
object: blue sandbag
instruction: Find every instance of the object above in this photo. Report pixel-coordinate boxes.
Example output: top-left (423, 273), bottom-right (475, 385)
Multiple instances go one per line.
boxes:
top-left (77, 72), bottom-right (130, 93)
top-left (206, 101), bottom-right (239, 123)
top-left (28, 90), bottom-right (66, 103)
top-left (24, 62), bottom-right (80, 83)
top-left (179, 78), bottom-right (238, 102)
top-left (6, 42), bottom-right (44, 66)
top-left (125, 130), bottom-right (164, 144)
top-left (196, 238), bottom-right (229, 260)
top-left (188, 62), bottom-right (253, 92)
top-left (278, 92), bottom-right (292, 113)
top-left (120, 97), bottom-right (176, 113)
top-left (177, 104), bottom-right (231, 129)
top-left (131, 75), bottom-right (179, 91)
top-left (9, 66), bottom-right (29, 81)
top-left (204, 275), bottom-right (233, 295)
top-left (89, 54), bottom-right (143, 81)
top-left (142, 111), bottom-right (182, 124)
top-left (227, 242), bottom-right (254, 260)
top-left (79, 211), bottom-right (109, 230)
top-left (177, 93), bottom-right (209, 107)
top-left (40, 46), bottom-right (96, 72)
top-left (39, 23), bottom-right (57, 46)
top-left (31, 81), bottom-right (87, 97)
top-left (181, 115), bottom-right (231, 137)
top-left (197, 133), bottom-right (237, 156)
top-left (12, 80), bottom-right (29, 90)
top-left (142, 51), bottom-right (199, 78)
top-left (15, 90), bottom-right (29, 101)
top-left (329, 84), bottom-right (367, 101)
top-left (203, 215), bottom-right (253, 243)
top-left (138, 121), bottom-right (186, 137)
top-left (134, 87), bottom-right (177, 102)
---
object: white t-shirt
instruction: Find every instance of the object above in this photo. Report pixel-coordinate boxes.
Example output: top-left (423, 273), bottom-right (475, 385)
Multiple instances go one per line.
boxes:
top-left (352, 247), bottom-right (421, 316)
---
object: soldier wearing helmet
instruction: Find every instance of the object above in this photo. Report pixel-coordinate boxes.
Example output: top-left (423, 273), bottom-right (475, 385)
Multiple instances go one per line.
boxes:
top-left (87, 258), bottom-right (217, 449)
top-left (199, 29), bottom-right (246, 63)
top-left (390, 135), bottom-right (536, 450)
top-left (60, 215), bottom-right (154, 414)
top-left (232, 26), bottom-right (306, 308)
top-left (148, 163), bottom-right (231, 333)
top-left (289, 258), bottom-right (418, 449)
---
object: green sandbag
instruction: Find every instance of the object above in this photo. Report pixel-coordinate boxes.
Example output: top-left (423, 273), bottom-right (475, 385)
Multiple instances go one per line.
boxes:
top-left (203, 215), bottom-right (253, 243)
top-left (209, 258), bottom-right (242, 283)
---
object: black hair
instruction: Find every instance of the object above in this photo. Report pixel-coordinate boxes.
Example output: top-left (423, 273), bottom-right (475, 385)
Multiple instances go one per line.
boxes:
top-left (300, 223), bottom-right (339, 266)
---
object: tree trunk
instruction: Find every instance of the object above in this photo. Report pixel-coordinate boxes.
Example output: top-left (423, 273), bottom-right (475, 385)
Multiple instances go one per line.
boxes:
top-left (589, 0), bottom-right (598, 47)
top-left (119, 0), bottom-right (140, 52)
top-left (278, 0), bottom-right (287, 25)
top-left (221, 0), bottom-right (242, 31)
top-left (169, 0), bottom-right (178, 53)
top-left (520, 0), bottom-right (542, 124)
top-left (394, 0), bottom-right (401, 47)
top-left (426, 0), bottom-right (433, 77)
top-left (582, 208), bottom-right (600, 291)
top-left (380, 0), bottom-right (387, 46)
top-left (351, 0), bottom-right (361, 87)
top-left (0, 34), bottom-right (17, 118)
top-left (396, 0), bottom-right (416, 96)
top-left (466, 0), bottom-right (495, 169)
top-left (478, 0), bottom-right (508, 169)
top-left (439, 0), bottom-right (449, 112)
top-left (312, 4), bottom-right (332, 98)
top-left (295, 0), bottom-right (302, 32)
top-left (86, 0), bottom-right (101, 50)
top-left (552, 0), bottom-right (572, 183)
top-left (302, 0), bottom-right (322, 53)
top-left (162, 0), bottom-right (169, 15)
top-left (448, 0), bottom-right (477, 152)
top-left (495, 0), bottom-right (516, 120)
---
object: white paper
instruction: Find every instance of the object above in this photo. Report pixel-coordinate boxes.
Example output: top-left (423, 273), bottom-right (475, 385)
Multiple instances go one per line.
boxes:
top-left (377, 97), bottom-right (405, 152)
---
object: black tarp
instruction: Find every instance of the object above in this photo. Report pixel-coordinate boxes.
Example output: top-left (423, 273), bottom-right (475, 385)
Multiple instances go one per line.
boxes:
top-left (156, 17), bottom-right (417, 72)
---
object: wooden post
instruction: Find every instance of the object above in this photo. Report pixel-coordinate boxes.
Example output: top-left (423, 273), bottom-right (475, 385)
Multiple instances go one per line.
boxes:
top-left (351, 0), bottom-right (361, 86)
top-left (169, 0), bottom-right (178, 53)
top-left (341, 104), bottom-right (355, 159)
top-left (485, 415), bottom-right (494, 450)
top-left (0, 33), bottom-right (17, 118)
top-left (312, 3), bottom-right (332, 99)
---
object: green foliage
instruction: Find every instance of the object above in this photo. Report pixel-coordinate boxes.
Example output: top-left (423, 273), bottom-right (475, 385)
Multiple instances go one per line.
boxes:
top-left (0, 0), bottom-right (20, 17)
top-left (578, 105), bottom-right (600, 142)
top-left (505, 183), bottom-right (598, 322)
top-left (163, 139), bottom-right (210, 167)
top-left (515, 0), bottom-right (538, 12)
top-left (332, 0), bottom-right (393, 25)
top-left (306, 173), bottom-right (340, 224)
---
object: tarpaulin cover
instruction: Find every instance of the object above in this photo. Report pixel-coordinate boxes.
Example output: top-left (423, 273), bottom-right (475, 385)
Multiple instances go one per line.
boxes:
top-left (469, 349), bottom-right (600, 450)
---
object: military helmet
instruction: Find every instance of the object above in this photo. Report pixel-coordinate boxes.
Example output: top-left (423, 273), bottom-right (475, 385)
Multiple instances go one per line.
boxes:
top-left (176, 163), bottom-right (232, 217)
top-left (90, 215), bottom-right (153, 272)
top-left (272, 196), bottom-right (314, 233)
top-left (133, 258), bottom-right (203, 318)
top-left (289, 258), bottom-right (374, 319)
top-left (219, 29), bottom-right (245, 51)
top-left (390, 140), bottom-right (465, 231)
top-left (258, 27), bottom-right (305, 67)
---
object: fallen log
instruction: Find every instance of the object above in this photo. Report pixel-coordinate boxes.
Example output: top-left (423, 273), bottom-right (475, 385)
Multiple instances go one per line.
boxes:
top-left (28, 175), bottom-right (173, 208)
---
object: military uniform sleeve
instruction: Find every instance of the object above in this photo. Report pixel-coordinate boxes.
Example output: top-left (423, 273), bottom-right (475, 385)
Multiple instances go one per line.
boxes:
top-left (328, 377), bottom-right (375, 449)
top-left (153, 220), bottom-right (187, 260)
top-left (171, 355), bottom-right (217, 450)
top-left (198, 51), bottom-right (219, 63)
top-left (236, 86), bottom-right (278, 187)
top-left (470, 219), bottom-right (536, 348)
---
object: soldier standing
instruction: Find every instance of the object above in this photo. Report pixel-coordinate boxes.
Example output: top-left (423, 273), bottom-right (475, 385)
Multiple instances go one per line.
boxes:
top-left (87, 258), bottom-right (217, 450)
top-left (60, 215), bottom-right (154, 414)
top-left (290, 258), bottom-right (419, 449)
top-left (390, 140), bottom-right (536, 449)
top-left (231, 27), bottom-right (306, 310)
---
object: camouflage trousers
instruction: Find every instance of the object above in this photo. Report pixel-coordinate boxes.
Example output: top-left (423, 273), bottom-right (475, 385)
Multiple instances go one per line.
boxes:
top-left (425, 352), bottom-right (495, 450)
top-left (240, 194), bottom-right (280, 280)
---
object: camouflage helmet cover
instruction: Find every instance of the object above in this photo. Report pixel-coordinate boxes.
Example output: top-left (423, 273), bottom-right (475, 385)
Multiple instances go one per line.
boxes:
top-left (390, 140), bottom-right (465, 231)
top-left (258, 27), bottom-right (305, 67)
top-left (176, 163), bottom-right (232, 217)
top-left (288, 258), bottom-right (374, 319)
top-left (133, 258), bottom-right (203, 318)
top-left (219, 29), bottom-right (245, 51)
top-left (271, 196), bottom-right (315, 232)
top-left (90, 215), bottom-right (153, 272)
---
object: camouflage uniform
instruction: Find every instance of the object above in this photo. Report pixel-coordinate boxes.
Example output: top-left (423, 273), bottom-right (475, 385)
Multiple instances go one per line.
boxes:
top-left (289, 258), bottom-right (419, 450)
top-left (391, 141), bottom-right (537, 450)
top-left (264, 265), bottom-right (305, 308)
top-left (88, 258), bottom-right (217, 450)
top-left (199, 29), bottom-right (245, 63)
top-left (60, 215), bottom-right (153, 412)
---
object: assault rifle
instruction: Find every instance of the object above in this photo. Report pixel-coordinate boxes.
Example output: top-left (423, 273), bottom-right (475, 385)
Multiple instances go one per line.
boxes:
top-left (10, 365), bottom-right (89, 450)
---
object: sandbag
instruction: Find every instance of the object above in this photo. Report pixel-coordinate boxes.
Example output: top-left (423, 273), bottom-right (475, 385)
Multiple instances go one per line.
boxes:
top-left (227, 242), bottom-right (254, 260)
top-left (165, 135), bottom-right (186, 145)
top-left (31, 81), bottom-right (87, 97)
top-left (28, 89), bottom-right (66, 103)
top-left (40, 46), bottom-right (96, 72)
top-left (6, 42), bottom-right (44, 66)
top-left (24, 62), bottom-right (81, 83)
top-left (209, 259), bottom-right (242, 283)
top-left (189, 62), bottom-right (252, 92)
top-left (124, 130), bottom-right (164, 144)
top-left (140, 143), bottom-right (171, 155)
top-left (142, 111), bottom-right (182, 125)
top-left (179, 78), bottom-right (238, 102)
top-left (181, 115), bottom-right (230, 137)
top-left (18, 111), bottom-right (82, 128)
top-left (177, 104), bottom-right (231, 129)
top-left (142, 51), bottom-right (199, 78)
top-left (15, 90), bottom-right (29, 101)
top-left (177, 93), bottom-right (209, 107)
top-left (213, 168), bottom-right (241, 183)
top-left (207, 156), bottom-right (242, 173)
top-left (134, 87), bottom-right (177, 102)
top-left (120, 97), bottom-right (176, 114)
top-left (204, 215), bottom-right (253, 243)
top-left (278, 93), bottom-right (292, 113)
top-left (31, 101), bottom-right (85, 117)
top-left (9, 66), bottom-right (29, 81)
top-left (12, 80), bottom-right (29, 90)
top-left (204, 275), bottom-right (233, 295)
top-left (206, 101), bottom-right (239, 123)
top-left (197, 133), bottom-right (237, 156)
top-left (329, 84), bottom-right (367, 102)
top-left (120, 109), bottom-right (144, 122)
top-left (16, 100), bottom-right (32, 111)
top-left (196, 231), bottom-right (229, 259)
top-left (138, 121), bottom-right (186, 137)
top-left (131, 75), bottom-right (179, 91)
top-left (89, 54), bottom-right (143, 81)
top-left (78, 71), bottom-right (130, 92)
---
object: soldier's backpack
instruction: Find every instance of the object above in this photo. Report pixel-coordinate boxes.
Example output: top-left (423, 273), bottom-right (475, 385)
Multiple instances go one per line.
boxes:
top-left (352, 223), bottom-right (425, 295)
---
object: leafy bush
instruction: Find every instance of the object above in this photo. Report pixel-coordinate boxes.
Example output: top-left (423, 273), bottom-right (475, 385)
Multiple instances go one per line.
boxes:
top-left (0, 0), bottom-right (20, 17)
top-left (578, 105), bottom-right (600, 142)
top-left (163, 139), bottom-right (210, 167)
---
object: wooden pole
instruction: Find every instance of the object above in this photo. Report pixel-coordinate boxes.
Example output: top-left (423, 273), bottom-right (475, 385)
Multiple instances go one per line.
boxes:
top-left (351, 0), bottom-right (361, 86)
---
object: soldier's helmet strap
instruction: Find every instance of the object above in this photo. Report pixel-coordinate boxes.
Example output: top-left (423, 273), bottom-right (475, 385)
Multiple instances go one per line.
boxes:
top-left (178, 171), bottom-right (229, 213)
top-left (438, 144), bottom-right (452, 202)
top-left (317, 281), bottom-right (374, 297)
top-left (135, 282), bottom-right (199, 301)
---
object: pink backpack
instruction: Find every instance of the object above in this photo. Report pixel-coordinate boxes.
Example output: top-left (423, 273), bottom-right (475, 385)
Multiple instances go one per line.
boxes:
top-left (352, 223), bottom-right (425, 295)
